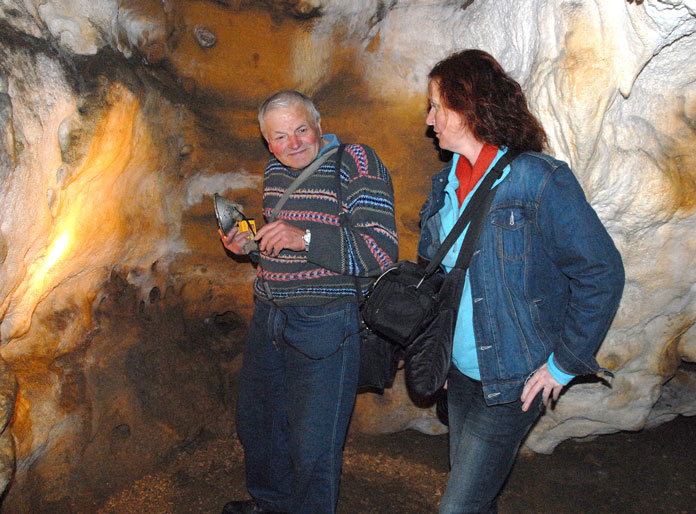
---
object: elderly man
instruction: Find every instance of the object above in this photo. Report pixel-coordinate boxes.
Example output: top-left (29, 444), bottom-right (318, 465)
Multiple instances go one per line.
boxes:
top-left (220, 90), bottom-right (398, 514)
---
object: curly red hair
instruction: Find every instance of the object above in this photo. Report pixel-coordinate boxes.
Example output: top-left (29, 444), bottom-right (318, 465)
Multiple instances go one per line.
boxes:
top-left (428, 49), bottom-right (547, 152)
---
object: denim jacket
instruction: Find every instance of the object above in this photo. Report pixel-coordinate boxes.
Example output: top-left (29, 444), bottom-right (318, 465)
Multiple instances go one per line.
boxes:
top-left (418, 151), bottom-right (624, 405)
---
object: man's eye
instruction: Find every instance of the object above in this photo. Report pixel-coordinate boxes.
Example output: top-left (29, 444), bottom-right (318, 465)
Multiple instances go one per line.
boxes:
top-left (298, 127), bottom-right (307, 133)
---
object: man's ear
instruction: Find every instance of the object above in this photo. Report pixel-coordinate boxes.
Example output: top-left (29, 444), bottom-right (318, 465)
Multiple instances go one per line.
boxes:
top-left (259, 129), bottom-right (269, 150)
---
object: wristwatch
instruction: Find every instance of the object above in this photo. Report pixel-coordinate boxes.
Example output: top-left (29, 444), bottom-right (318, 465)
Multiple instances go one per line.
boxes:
top-left (302, 229), bottom-right (311, 251)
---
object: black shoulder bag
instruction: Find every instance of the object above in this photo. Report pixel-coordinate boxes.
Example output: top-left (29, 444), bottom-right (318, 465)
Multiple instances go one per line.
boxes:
top-left (361, 150), bottom-right (520, 397)
top-left (333, 144), bottom-right (402, 391)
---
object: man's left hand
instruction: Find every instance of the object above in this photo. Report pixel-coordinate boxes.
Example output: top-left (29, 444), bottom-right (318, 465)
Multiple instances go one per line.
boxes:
top-left (255, 220), bottom-right (305, 256)
top-left (520, 363), bottom-right (563, 412)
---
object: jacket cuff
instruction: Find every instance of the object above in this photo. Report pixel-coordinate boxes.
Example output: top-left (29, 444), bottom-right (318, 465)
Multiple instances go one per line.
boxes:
top-left (547, 353), bottom-right (574, 385)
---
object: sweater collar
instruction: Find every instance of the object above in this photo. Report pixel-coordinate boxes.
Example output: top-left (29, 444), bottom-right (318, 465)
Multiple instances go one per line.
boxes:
top-left (318, 134), bottom-right (341, 157)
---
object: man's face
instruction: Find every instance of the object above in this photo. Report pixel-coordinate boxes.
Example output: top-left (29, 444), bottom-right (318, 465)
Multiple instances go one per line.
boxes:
top-left (262, 103), bottom-right (322, 170)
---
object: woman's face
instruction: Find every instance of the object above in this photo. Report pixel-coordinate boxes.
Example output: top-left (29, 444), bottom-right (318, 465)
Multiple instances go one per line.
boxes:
top-left (426, 80), bottom-right (477, 157)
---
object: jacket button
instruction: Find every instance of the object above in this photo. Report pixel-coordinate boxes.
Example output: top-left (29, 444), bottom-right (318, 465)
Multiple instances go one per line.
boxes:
top-left (479, 345), bottom-right (492, 350)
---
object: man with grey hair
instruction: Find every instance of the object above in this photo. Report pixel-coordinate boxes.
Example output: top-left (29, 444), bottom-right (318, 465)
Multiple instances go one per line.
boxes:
top-left (220, 90), bottom-right (398, 514)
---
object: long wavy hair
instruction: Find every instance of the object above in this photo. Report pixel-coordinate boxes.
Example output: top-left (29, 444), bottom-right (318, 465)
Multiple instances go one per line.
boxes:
top-left (428, 49), bottom-right (547, 152)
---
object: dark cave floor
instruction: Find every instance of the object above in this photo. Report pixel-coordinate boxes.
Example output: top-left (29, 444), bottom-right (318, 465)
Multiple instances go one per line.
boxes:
top-left (93, 413), bottom-right (696, 514)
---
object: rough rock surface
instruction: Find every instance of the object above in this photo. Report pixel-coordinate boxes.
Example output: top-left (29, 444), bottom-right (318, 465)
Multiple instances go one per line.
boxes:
top-left (0, 0), bottom-right (694, 508)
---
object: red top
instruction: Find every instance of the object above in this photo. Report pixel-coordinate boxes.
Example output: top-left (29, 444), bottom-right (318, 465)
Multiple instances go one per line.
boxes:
top-left (455, 142), bottom-right (499, 206)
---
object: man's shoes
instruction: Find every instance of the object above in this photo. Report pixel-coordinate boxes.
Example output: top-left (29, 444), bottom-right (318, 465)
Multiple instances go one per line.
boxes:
top-left (221, 499), bottom-right (288, 514)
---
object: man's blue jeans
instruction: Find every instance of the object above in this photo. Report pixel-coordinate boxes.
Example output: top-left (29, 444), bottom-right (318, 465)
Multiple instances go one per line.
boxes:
top-left (236, 299), bottom-right (360, 514)
top-left (439, 367), bottom-right (543, 514)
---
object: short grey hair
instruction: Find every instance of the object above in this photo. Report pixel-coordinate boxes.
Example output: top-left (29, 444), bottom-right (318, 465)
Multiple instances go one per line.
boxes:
top-left (258, 90), bottom-right (321, 135)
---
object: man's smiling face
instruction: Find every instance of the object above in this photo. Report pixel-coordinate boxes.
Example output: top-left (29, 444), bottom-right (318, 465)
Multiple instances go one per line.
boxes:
top-left (262, 103), bottom-right (322, 170)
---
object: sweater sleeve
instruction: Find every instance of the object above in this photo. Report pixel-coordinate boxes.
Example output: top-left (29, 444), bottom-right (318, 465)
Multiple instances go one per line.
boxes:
top-left (307, 144), bottom-right (398, 277)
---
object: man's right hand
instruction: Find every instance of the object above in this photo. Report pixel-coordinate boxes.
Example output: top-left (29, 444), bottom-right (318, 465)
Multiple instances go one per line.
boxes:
top-left (219, 226), bottom-right (253, 255)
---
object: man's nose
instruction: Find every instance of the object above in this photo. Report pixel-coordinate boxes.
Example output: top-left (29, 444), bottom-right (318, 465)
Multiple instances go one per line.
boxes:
top-left (288, 134), bottom-right (301, 149)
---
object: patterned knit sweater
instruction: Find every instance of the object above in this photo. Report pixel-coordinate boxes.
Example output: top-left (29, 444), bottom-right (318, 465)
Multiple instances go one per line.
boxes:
top-left (253, 139), bottom-right (398, 306)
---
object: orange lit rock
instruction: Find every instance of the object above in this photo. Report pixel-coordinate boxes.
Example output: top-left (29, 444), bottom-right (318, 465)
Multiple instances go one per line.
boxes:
top-left (352, 370), bottom-right (446, 436)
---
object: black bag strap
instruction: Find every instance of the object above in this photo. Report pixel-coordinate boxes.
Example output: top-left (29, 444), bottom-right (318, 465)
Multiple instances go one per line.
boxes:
top-left (332, 144), bottom-right (377, 308)
top-left (423, 149), bottom-right (519, 276)
top-left (333, 144), bottom-right (348, 222)
top-left (450, 163), bottom-right (501, 273)
top-left (331, 145), bottom-right (366, 303)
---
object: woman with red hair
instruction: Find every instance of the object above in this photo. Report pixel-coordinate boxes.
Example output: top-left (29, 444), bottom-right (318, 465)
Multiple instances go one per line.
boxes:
top-left (417, 49), bottom-right (624, 513)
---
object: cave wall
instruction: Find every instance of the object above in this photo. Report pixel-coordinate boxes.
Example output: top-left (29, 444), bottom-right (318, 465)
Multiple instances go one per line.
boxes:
top-left (0, 0), bottom-right (695, 510)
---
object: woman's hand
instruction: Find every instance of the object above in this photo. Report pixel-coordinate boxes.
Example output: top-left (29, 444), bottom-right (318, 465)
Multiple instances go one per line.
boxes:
top-left (520, 363), bottom-right (563, 412)
top-left (219, 226), bottom-right (252, 255)
top-left (254, 220), bottom-right (305, 256)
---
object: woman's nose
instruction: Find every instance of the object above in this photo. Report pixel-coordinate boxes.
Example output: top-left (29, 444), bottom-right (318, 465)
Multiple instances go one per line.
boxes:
top-left (426, 109), bottom-right (434, 125)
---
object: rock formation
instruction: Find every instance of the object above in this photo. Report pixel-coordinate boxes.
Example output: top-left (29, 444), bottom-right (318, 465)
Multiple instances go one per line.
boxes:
top-left (0, 0), bottom-right (694, 509)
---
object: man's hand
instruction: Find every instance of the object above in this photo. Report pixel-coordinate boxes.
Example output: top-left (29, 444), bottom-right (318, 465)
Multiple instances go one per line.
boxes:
top-left (254, 220), bottom-right (305, 256)
top-left (520, 363), bottom-right (563, 412)
top-left (219, 226), bottom-right (253, 255)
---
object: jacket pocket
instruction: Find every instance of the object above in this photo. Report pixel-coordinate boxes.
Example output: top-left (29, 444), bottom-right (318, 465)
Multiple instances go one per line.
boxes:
top-left (491, 206), bottom-right (529, 262)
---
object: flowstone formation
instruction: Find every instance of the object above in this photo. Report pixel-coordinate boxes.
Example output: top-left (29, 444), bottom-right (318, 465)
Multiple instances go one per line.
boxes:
top-left (0, 0), bottom-right (694, 509)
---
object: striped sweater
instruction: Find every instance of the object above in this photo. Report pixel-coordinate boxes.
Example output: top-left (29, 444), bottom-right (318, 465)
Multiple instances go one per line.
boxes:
top-left (253, 139), bottom-right (398, 306)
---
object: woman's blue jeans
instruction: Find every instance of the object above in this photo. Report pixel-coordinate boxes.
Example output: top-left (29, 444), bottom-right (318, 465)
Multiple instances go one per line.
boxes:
top-left (236, 299), bottom-right (360, 514)
top-left (439, 367), bottom-right (543, 514)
